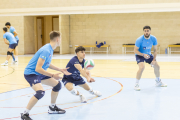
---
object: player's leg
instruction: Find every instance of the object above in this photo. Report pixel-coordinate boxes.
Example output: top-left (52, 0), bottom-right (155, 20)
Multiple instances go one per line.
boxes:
top-left (153, 61), bottom-right (167, 87)
top-left (78, 83), bottom-right (102, 97)
top-left (64, 81), bottom-right (87, 103)
top-left (41, 77), bottom-right (65, 114)
top-left (135, 55), bottom-right (145, 91)
top-left (1, 48), bottom-right (15, 66)
top-left (14, 41), bottom-right (18, 61)
top-left (21, 83), bottom-right (44, 120)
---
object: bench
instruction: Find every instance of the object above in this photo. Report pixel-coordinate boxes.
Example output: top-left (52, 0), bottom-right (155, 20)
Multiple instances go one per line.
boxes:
top-left (122, 44), bottom-right (160, 54)
top-left (75, 45), bottom-right (110, 54)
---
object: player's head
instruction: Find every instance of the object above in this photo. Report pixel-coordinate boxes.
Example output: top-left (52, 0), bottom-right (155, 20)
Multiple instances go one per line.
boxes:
top-left (3, 27), bottom-right (8, 33)
top-left (5, 22), bottom-right (11, 28)
top-left (49, 31), bottom-right (61, 46)
top-left (75, 46), bottom-right (86, 59)
top-left (143, 26), bottom-right (151, 38)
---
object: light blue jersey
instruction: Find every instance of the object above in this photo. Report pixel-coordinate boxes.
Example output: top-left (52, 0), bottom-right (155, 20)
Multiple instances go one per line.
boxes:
top-left (24, 44), bottom-right (54, 75)
top-left (135, 35), bottom-right (158, 55)
top-left (9, 26), bottom-right (19, 41)
top-left (3, 32), bottom-right (17, 44)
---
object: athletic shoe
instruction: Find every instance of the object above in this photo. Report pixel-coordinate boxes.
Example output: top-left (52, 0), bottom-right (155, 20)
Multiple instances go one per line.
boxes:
top-left (80, 95), bottom-right (87, 103)
top-left (48, 105), bottom-right (66, 114)
top-left (90, 90), bottom-right (102, 97)
top-left (21, 113), bottom-right (32, 120)
top-left (1, 62), bottom-right (8, 66)
top-left (11, 61), bottom-right (17, 65)
top-left (134, 83), bottom-right (141, 91)
top-left (155, 80), bottom-right (167, 87)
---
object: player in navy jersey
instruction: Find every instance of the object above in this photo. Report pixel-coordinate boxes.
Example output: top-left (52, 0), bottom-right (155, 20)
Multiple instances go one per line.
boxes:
top-left (1, 27), bottom-right (17, 66)
top-left (21, 31), bottom-right (71, 120)
top-left (134, 26), bottom-right (167, 91)
top-left (62, 46), bottom-right (101, 103)
top-left (5, 22), bottom-right (19, 63)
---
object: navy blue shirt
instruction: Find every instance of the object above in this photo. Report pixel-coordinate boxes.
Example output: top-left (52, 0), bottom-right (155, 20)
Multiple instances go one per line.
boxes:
top-left (64, 56), bottom-right (85, 80)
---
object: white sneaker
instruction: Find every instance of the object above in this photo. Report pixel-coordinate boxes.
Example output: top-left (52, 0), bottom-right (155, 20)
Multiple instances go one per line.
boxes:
top-left (134, 83), bottom-right (141, 91)
top-left (80, 95), bottom-right (87, 103)
top-left (11, 61), bottom-right (17, 65)
top-left (1, 62), bottom-right (8, 66)
top-left (90, 90), bottom-right (102, 97)
top-left (156, 80), bottom-right (167, 87)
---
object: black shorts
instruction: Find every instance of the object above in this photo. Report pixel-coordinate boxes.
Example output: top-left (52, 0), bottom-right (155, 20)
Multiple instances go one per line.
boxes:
top-left (62, 77), bottom-right (86, 86)
top-left (24, 74), bottom-right (51, 86)
top-left (136, 54), bottom-right (154, 64)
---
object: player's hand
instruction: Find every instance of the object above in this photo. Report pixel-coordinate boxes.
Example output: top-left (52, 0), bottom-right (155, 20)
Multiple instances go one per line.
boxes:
top-left (53, 73), bottom-right (62, 80)
top-left (87, 77), bottom-right (95, 83)
top-left (151, 60), bottom-right (156, 67)
top-left (60, 67), bottom-right (72, 75)
top-left (143, 54), bottom-right (150, 59)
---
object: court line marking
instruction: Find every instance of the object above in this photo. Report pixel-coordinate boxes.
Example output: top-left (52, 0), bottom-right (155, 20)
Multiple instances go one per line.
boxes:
top-left (0, 75), bottom-right (123, 120)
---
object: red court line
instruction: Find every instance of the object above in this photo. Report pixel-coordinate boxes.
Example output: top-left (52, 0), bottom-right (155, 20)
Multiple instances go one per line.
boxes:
top-left (0, 75), bottom-right (123, 120)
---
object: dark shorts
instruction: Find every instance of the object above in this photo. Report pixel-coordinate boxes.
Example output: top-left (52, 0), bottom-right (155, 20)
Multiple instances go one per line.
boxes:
top-left (9, 43), bottom-right (17, 49)
top-left (62, 77), bottom-right (86, 86)
top-left (24, 74), bottom-right (51, 86)
top-left (136, 54), bottom-right (154, 64)
top-left (16, 40), bottom-right (19, 46)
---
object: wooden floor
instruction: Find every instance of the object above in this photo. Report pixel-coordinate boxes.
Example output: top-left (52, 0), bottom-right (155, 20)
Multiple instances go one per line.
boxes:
top-left (0, 56), bottom-right (180, 93)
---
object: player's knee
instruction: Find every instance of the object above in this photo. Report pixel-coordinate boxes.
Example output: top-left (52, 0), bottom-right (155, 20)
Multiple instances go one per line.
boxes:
top-left (52, 81), bottom-right (61, 92)
top-left (7, 51), bottom-right (12, 56)
top-left (34, 90), bottom-right (45, 100)
top-left (70, 89), bottom-right (78, 95)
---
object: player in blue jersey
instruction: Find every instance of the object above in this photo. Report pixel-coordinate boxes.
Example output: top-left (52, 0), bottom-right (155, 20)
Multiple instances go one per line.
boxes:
top-left (5, 22), bottom-right (19, 63)
top-left (1, 27), bottom-right (17, 66)
top-left (21, 31), bottom-right (72, 120)
top-left (62, 46), bottom-right (101, 103)
top-left (134, 26), bottom-right (167, 91)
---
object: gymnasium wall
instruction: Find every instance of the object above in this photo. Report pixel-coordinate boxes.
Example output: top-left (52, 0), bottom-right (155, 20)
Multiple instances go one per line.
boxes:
top-left (24, 16), bottom-right (35, 54)
top-left (0, 16), bottom-right (24, 55)
top-left (69, 12), bottom-right (180, 54)
top-left (0, 0), bottom-right (179, 9)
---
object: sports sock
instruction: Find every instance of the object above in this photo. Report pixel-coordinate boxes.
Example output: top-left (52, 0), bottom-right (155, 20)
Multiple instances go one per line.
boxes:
top-left (136, 79), bottom-right (139, 84)
top-left (156, 77), bottom-right (161, 82)
top-left (24, 109), bottom-right (30, 114)
top-left (50, 103), bottom-right (56, 108)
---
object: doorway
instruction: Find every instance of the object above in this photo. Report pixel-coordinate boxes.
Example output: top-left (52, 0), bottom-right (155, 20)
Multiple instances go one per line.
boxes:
top-left (36, 17), bottom-right (44, 50)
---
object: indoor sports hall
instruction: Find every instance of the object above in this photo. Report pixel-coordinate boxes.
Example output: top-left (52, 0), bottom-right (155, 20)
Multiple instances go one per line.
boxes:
top-left (0, 1), bottom-right (180, 120)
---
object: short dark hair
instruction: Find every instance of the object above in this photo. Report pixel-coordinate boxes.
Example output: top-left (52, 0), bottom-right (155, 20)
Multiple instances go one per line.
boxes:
top-left (143, 26), bottom-right (151, 30)
top-left (3, 27), bottom-right (8, 32)
top-left (49, 31), bottom-right (60, 40)
top-left (75, 46), bottom-right (86, 53)
top-left (5, 22), bottom-right (11, 26)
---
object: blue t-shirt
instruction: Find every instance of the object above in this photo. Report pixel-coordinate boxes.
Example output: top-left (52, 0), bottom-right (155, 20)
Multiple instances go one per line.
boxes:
top-left (24, 44), bottom-right (54, 75)
top-left (64, 56), bottom-right (85, 80)
top-left (9, 26), bottom-right (19, 41)
top-left (3, 32), bottom-right (17, 44)
top-left (135, 35), bottom-right (158, 55)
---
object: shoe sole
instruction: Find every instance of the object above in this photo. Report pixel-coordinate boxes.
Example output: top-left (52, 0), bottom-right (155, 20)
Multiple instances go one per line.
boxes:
top-left (48, 110), bottom-right (66, 114)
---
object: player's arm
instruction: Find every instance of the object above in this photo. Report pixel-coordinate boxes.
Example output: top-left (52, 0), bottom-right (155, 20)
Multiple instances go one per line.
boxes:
top-left (74, 64), bottom-right (91, 82)
top-left (35, 58), bottom-right (61, 80)
top-left (134, 46), bottom-right (143, 56)
top-left (84, 68), bottom-right (95, 82)
top-left (49, 64), bottom-right (72, 75)
top-left (3, 38), bottom-right (9, 45)
top-left (13, 31), bottom-right (18, 37)
top-left (153, 45), bottom-right (157, 61)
